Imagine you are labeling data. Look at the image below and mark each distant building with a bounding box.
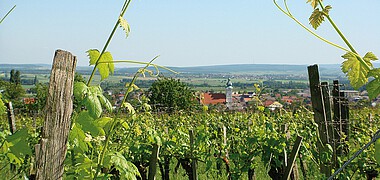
[226,78,233,109]
[23,97,36,104]
[200,93,226,105]
[268,101,283,111]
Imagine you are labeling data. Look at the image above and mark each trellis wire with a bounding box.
[328,129,380,180]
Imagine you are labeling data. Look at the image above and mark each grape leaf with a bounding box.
[367,68,380,99]
[103,152,140,179]
[86,49,114,80]
[76,111,105,136]
[95,117,113,133]
[98,51,114,80]
[5,128,32,164]
[363,52,378,62]
[368,68,380,77]
[122,102,135,115]
[119,16,131,38]
[74,82,88,101]
[341,52,373,89]
[367,78,380,100]
[84,92,102,119]
[69,123,89,152]
[306,0,322,9]
[309,6,331,30]
[98,93,113,113]
[87,49,100,65]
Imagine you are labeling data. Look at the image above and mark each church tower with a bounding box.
[226,78,233,109]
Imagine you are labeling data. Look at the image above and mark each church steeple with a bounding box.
[226,78,233,109]
[226,78,232,88]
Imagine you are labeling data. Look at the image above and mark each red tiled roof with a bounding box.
[264,100,275,107]
[23,97,36,104]
[201,93,226,105]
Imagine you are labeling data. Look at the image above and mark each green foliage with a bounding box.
[33,83,48,111]
[375,139,380,165]
[74,82,112,119]
[0,94,6,115]
[4,129,32,164]
[74,72,86,83]
[103,152,140,179]
[306,0,322,9]
[9,69,21,84]
[341,52,376,89]
[309,5,331,30]
[148,77,197,113]
[118,16,131,38]
[87,49,115,80]
[367,68,380,99]
[1,81,25,102]
[275,0,380,99]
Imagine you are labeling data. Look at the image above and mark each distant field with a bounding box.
[1,63,351,92]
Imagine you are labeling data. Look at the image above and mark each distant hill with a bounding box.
[0,63,378,76]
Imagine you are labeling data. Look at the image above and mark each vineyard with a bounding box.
[1,103,380,179]
[2,0,380,179]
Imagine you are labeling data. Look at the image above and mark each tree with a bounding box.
[9,69,15,83]
[148,77,197,113]
[34,75,38,85]
[74,72,86,83]
[9,69,21,84]
[2,82,25,102]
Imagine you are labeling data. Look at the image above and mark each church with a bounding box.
[200,78,249,110]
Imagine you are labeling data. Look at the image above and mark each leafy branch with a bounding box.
[86,0,132,86]
[274,0,380,99]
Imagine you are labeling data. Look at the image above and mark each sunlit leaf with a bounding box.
[98,51,114,80]
[87,49,100,66]
[84,92,102,119]
[341,52,372,89]
[367,78,380,100]
[5,128,32,164]
[96,117,113,133]
[103,152,140,179]
[119,16,131,38]
[74,82,88,101]
[309,6,331,30]
[363,52,378,62]
[306,0,322,9]
[69,123,89,152]
[76,111,105,136]
[86,49,114,80]
[98,93,113,113]
[122,102,135,115]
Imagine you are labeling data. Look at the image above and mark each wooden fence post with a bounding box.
[35,50,77,180]
[321,81,333,142]
[148,144,160,180]
[190,130,198,180]
[307,65,331,177]
[283,136,303,180]
[6,101,16,134]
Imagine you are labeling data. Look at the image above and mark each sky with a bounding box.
[0,0,379,67]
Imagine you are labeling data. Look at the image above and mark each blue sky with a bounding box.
[1,0,379,67]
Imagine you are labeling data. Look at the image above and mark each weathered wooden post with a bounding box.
[6,101,16,134]
[148,144,160,180]
[35,50,77,180]
[307,64,332,177]
[321,81,334,141]
[189,130,198,180]
[283,136,303,180]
